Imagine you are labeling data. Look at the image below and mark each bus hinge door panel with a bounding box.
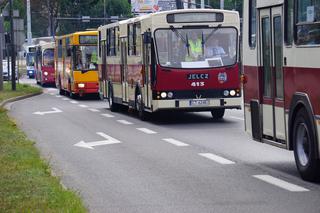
[250,100,262,142]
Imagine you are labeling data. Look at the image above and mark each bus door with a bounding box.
[120,38,128,102]
[142,34,151,108]
[259,6,286,143]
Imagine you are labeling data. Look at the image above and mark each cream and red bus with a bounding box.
[55,31,99,98]
[243,0,320,181]
[98,9,242,120]
[35,42,55,86]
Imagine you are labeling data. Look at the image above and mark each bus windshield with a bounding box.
[74,46,98,70]
[155,27,237,69]
[26,53,36,66]
[43,49,54,67]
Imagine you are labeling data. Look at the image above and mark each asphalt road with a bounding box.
[8,78,320,213]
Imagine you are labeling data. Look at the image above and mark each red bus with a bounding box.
[35,42,55,86]
[243,0,320,181]
[97,9,242,120]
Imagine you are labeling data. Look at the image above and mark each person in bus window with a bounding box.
[206,39,226,58]
[187,31,203,61]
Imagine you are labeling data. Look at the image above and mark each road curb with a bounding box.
[0,91,43,108]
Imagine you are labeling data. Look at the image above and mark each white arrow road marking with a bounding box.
[101,113,115,118]
[199,153,235,165]
[253,175,309,192]
[162,138,190,147]
[74,132,122,150]
[33,107,62,116]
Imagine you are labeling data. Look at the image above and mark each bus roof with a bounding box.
[55,30,98,40]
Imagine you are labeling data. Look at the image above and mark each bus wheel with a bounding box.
[135,92,147,121]
[293,108,320,182]
[211,108,225,119]
[108,88,118,112]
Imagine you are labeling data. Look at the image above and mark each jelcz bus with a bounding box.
[243,0,320,181]
[98,9,242,120]
[35,42,55,86]
[25,45,37,78]
[55,31,99,98]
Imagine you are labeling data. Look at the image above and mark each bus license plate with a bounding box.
[189,99,209,106]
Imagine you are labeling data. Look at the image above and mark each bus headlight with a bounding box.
[78,83,85,88]
[44,72,48,76]
[230,90,236,96]
[223,90,229,96]
[167,92,173,98]
[160,92,167,98]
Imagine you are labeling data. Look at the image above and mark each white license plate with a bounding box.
[189,99,209,106]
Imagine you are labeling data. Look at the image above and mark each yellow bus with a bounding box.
[55,31,99,98]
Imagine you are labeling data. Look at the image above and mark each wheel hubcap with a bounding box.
[296,123,310,166]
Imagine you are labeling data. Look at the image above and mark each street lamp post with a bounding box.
[104,0,106,24]
[9,0,16,91]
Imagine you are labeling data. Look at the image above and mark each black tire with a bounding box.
[211,108,225,119]
[293,108,320,182]
[108,87,119,112]
[135,91,148,121]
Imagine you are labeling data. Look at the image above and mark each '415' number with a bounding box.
[191,82,205,87]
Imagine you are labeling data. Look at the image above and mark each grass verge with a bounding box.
[0,83,87,212]
[0,83,41,103]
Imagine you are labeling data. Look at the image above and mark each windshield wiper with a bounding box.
[170,25,190,56]
[204,24,222,45]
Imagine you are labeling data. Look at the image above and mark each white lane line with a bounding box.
[253,175,309,192]
[101,113,115,118]
[117,120,133,125]
[79,104,88,108]
[199,153,235,165]
[55,95,62,98]
[62,98,69,101]
[229,116,244,121]
[88,108,100,112]
[162,138,189,147]
[137,128,157,134]
[70,101,79,104]
[49,93,55,96]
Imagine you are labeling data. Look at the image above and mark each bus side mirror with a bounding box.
[143,32,152,44]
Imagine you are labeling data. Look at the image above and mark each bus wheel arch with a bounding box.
[289,93,320,181]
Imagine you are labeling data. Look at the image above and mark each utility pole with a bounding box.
[27,0,32,45]
[220,0,224,9]
[201,0,205,8]
[9,0,16,90]
[104,0,106,24]
[0,17,3,91]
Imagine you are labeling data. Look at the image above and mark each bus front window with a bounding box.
[43,49,54,67]
[26,53,35,66]
[155,27,237,69]
[74,46,98,70]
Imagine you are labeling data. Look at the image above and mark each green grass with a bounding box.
[0,83,42,103]
[0,84,87,212]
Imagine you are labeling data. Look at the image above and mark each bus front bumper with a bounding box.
[152,97,242,112]
[74,82,99,95]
